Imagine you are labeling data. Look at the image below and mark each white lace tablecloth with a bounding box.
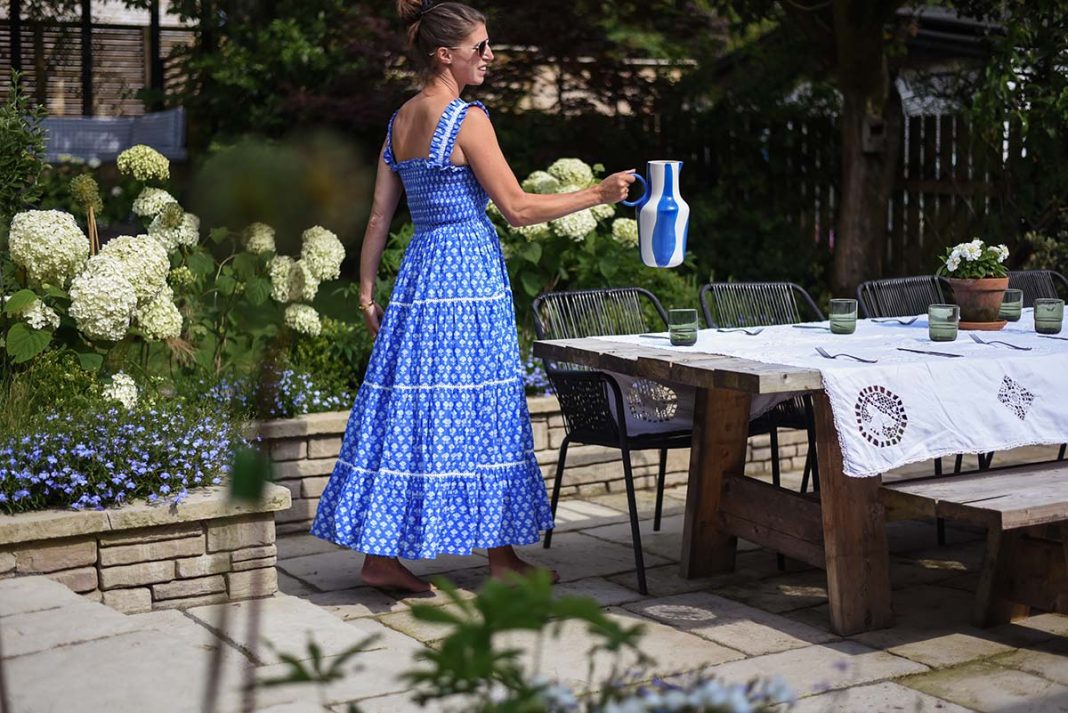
[596,309,1068,478]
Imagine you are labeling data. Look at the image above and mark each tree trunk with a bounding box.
[830,0,905,296]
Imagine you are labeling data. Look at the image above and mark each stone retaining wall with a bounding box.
[0,485,291,613]
[261,398,811,534]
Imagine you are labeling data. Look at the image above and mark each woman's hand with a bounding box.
[362,302,385,339]
[597,170,637,204]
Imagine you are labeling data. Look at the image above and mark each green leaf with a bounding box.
[5,322,51,363]
[520,272,542,298]
[522,242,543,264]
[209,227,230,244]
[217,274,238,296]
[3,289,38,314]
[232,252,259,279]
[42,285,69,300]
[244,276,271,305]
[75,351,104,372]
[229,445,274,503]
[187,251,215,277]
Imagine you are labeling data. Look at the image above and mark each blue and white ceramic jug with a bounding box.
[622,160,690,268]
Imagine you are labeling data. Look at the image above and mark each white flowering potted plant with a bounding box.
[937,238,1010,325]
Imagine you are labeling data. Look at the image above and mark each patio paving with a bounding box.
[4,445,1067,712]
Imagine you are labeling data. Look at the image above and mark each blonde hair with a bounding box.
[396,1,486,80]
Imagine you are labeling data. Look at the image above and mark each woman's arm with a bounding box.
[459,109,635,227]
[359,143,404,337]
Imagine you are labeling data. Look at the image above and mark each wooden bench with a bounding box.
[881,460,1068,626]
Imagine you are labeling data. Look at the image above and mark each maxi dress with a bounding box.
[310,98,555,559]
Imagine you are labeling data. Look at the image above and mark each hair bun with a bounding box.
[397,0,437,23]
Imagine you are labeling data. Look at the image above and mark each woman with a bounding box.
[310,0,636,593]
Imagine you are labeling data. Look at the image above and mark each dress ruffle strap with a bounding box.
[437,101,490,168]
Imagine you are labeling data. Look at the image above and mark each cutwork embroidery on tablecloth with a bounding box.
[997,375,1035,420]
[625,379,678,422]
[854,385,908,447]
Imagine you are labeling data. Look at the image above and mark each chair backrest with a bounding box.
[531,287,669,342]
[698,281,823,328]
[856,275,947,318]
[1008,270,1068,307]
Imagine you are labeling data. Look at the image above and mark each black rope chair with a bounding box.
[531,287,693,595]
[856,275,949,319]
[1008,269,1068,307]
[698,282,822,495]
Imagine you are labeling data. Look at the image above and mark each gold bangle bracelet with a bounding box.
[359,300,377,312]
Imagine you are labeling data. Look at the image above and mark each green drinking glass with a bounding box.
[999,288,1023,322]
[669,308,699,346]
[829,298,857,335]
[928,303,959,342]
[1034,298,1064,335]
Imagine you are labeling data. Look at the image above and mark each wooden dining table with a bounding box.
[533,335,895,636]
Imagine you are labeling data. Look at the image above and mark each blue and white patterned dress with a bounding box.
[310,98,554,559]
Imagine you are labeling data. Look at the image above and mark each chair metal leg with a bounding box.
[769,426,781,488]
[934,457,943,476]
[954,454,964,474]
[1060,444,1067,461]
[619,442,648,595]
[937,517,947,546]
[543,435,571,549]
[653,448,668,532]
[979,452,994,471]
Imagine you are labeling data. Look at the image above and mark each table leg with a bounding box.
[680,386,750,579]
[812,391,894,634]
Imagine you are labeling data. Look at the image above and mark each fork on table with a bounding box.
[871,316,919,325]
[969,333,1032,351]
[814,346,878,363]
[716,327,764,335]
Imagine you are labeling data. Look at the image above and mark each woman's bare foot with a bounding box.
[487,545,560,583]
[361,555,432,593]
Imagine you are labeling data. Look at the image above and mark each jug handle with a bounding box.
[620,173,648,208]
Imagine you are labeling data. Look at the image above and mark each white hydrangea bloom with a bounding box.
[994,244,1010,263]
[611,217,639,247]
[117,145,170,181]
[1,295,60,330]
[9,210,89,286]
[591,203,616,221]
[149,212,200,252]
[290,259,320,302]
[243,222,276,255]
[300,226,345,281]
[550,209,597,242]
[102,372,138,409]
[284,303,322,336]
[69,255,137,341]
[547,159,594,187]
[521,170,562,194]
[135,285,182,340]
[131,187,178,218]
[99,234,170,302]
[169,266,195,288]
[514,222,552,241]
[269,256,295,303]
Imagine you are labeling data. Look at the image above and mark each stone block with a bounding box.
[45,566,98,593]
[102,587,153,613]
[276,522,311,536]
[227,567,278,598]
[99,535,205,566]
[176,553,231,578]
[256,411,349,439]
[104,485,290,533]
[270,438,307,462]
[0,509,109,546]
[276,499,319,525]
[273,458,337,480]
[307,436,342,459]
[153,575,226,600]
[530,420,550,451]
[231,544,278,562]
[232,555,277,571]
[0,551,15,574]
[99,560,175,589]
[83,589,102,602]
[301,477,329,499]
[154,592,230,610]
[527,395,561,415]
[98,522,202,547]
[274,479,302,499]
[16,539,97,574]
[206,515,275,553]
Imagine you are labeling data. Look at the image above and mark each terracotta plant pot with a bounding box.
[945,276,1009,323]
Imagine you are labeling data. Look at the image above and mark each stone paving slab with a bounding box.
[277,548,486,592]
[513,531,670,583]
[551,499,629,532]
[777,681,976,712]
[187,594,425,665]
[2,596,142,657]
[252,646,418,709]
[0,574,86,617]
[905,660,1068,713]
[582,513,687,562]
[712,569,828,613]
[626,591,836,655]
[708,640,929,701]
[606,549,784,598]
[993,638,1068,686]
[887,632,1016,669]
[277,533,343,560]
[356,691,447,712]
